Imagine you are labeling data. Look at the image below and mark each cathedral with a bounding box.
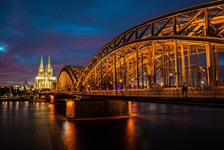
[34,56,57,91]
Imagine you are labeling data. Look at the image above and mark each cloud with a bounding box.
[0,0,215,86]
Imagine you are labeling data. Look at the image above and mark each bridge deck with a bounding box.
[81,94,224,108]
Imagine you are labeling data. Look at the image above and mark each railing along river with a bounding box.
[80,87,224,99]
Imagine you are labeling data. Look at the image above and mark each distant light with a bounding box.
[0,46,6,52]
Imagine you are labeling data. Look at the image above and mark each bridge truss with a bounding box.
[57,1,224,92]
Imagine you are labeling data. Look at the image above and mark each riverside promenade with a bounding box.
[0,96,32,101]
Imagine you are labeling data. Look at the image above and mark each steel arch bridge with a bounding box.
[57,66,86,91]
[57,1,224,92]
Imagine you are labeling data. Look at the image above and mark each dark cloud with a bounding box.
[0,0,214,85]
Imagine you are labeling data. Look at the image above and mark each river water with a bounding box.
[0,100,224,150]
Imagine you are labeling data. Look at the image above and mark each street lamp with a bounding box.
[201,80,204,87]
[87,84,90,92]
[119,79,123,89]
[169,73,173,87]
[110,81,113,90]
[160,82,164,87]
[131,78,134,89]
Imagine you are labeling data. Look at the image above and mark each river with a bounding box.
[0,100,224,150]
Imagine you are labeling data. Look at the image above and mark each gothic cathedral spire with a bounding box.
[48,56,51,68]
[38,56,44,76]
[45,56,53,77]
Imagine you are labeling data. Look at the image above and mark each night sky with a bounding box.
[0,0,214,86]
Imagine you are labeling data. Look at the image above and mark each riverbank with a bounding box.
[0,97,31,101]
[1,94,224,108]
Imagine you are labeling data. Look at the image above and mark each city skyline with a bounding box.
[0,0,214,86]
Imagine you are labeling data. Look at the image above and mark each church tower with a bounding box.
[38,56,44,77]
[45,56,53,77]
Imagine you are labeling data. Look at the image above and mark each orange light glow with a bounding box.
[66,99,75,118]
[50,95,54,103]
[66,100,74,107]
[128,101,132,115]
[125,118,136,149]
[62,122,77,149]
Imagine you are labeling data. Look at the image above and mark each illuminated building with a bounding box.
[34,56,57,91]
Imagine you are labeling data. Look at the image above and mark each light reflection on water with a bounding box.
[1,101,224,150]
[61,121,77,150]
[125,117,136,149]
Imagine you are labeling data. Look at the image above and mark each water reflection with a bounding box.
[125,117,136,149]
[48,103,55,121]
[1,101,224,150]
[62,121,77,150]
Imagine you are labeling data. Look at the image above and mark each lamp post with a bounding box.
[119,79,123,89]
[169,73,173,87]
[160,82,164,88]
[87,84,90,92]
[110,81,113,90]
[131,78,134,89]
[201,80,204,86]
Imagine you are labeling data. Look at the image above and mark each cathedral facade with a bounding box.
[34,56,57,91]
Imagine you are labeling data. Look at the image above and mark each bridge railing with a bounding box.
[82,88,224,99]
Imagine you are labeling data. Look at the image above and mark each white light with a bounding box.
[0,47,4,51]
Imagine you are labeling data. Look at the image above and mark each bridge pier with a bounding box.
[65,99,131,119]
[49,94,55,104]
[66,99,75,118]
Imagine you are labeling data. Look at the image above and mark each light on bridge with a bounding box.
[160,82,164,87]
[50,95,54,104]
[66,99,75,119]
[201,80,204,85]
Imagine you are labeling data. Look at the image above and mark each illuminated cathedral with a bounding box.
[34,56,57,91]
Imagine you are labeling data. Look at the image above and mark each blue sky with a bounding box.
[0,0,214,86]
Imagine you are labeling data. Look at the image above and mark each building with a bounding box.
[34,56,57,91]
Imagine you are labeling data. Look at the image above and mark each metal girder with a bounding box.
[85,1,224,75]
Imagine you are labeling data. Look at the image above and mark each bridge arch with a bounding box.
[57,1,224,91]
[57,66,86,92]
